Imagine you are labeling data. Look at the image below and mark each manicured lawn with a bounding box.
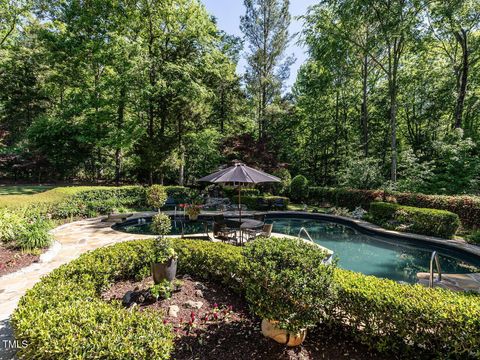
[0,185,54,196]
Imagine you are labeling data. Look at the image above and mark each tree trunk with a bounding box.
[454,29,468,129]
[361,53,369,157]
[115,86,126,186]
[389,75,398,183]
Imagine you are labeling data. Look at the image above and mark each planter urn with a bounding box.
[152,257,177,284]
[261,319,306,347]
[188,214,198,221]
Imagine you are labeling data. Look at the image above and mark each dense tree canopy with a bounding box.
[0,0,479,195]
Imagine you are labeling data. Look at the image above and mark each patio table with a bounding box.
[225,217,264,245]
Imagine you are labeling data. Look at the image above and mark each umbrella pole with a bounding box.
[238,185,242,243]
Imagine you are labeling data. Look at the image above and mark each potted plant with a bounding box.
[151,213,176,284]
[184,203,202,220]
[242,237,336,346]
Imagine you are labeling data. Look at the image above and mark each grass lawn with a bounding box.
[288,202,329,213]
[0,185,54,196]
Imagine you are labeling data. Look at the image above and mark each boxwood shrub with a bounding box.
[12,238,480,359]
[368,202,460,239]
[242,237,335,332]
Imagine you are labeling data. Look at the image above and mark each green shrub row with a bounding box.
[13,239,480,359]
[232,195,289,210]
[368,202,460,239]
[0,185,195,250]
[308,186,480,229]
[12,239,172,359]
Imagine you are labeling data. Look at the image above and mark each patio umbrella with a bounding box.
[198,162,281,225]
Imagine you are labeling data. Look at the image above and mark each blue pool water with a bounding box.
[115,215,480,284]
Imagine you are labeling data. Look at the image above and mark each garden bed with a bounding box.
[0,244,41,276]
[102,275,386,360]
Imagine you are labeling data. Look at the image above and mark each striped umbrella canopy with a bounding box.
[198,162,281,224]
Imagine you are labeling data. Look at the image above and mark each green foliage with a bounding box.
[184,129,224,182]
[368,202,460,239]
[332,268,480,357]
[242,237,336,333]
[147,185,168,210]
[150,280,173,300]
[12,238,480,358]
[338,156,384,190]
[151,213,172,237]
[11,240,173,359]
[272,168,292,196]
[0,207,53,250]
[165,186,198,205]
[153,237,176,264]
[396,149,434,193]
[466,230,480,244]
[309,187,480,229]
[232,195,289,210]
[290,175,309,202]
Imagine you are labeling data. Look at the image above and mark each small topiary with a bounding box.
[290,175,309,202]
[242,237,336,333]
[151,213,172,237]
[153,237,177,264]
[147,185,168,211]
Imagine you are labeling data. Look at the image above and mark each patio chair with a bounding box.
[256,197,270,211]
[212,216,236,242]
[272,198,286,210]
[245,223,273,242]
[163,196,176,209]
[253,214,266,222]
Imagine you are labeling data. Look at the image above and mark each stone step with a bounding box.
[417,272,480,293]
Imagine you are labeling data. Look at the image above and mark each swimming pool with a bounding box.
[114,214,480,284]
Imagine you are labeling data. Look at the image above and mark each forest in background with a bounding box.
[0,0,479,196]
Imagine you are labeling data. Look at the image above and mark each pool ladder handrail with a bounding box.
[429,251,442,288]
[297,227,314,242]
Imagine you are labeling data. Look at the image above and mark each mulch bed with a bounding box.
[0,244,40,276]
[103,275,392,360]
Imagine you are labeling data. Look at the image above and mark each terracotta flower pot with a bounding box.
[151,258,177,284]
[261,319,306,347]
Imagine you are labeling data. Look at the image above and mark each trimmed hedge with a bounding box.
[232,195,289,210]
[308,187,480,229]
[0,185,195,249]
[13,239,480,359]
[368,202,460,239]
[11,239,173,359]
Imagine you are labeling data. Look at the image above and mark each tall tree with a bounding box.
[240,0,293,139]
[428,0,480,129]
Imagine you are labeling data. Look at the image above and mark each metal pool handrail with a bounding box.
[429,251,442,288]
[298,227,314,242]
